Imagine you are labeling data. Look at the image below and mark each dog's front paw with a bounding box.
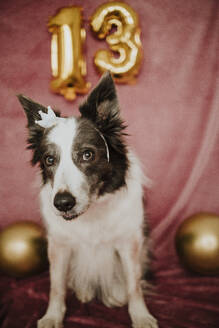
[37,316,63,328]
[132,313,158,328]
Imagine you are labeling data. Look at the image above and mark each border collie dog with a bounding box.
[18,72,158,328]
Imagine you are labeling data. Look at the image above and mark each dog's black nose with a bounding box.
[54,192,76,212]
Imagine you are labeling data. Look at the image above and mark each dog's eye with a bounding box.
[44,155,55,166]
[82,150,94,162]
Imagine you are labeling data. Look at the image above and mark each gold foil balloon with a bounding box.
[0,221,48,278]
[48,7,90,101]
[175,213,219,275]
[90,2,143,83]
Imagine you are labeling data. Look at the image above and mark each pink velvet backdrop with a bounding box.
[0,0,219,327]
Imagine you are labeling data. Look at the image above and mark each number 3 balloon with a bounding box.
[90,2,143,83]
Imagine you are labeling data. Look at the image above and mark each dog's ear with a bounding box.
[17,94,50,166]
[79,72,127,157]
[17,94,49,128]
[79,72,121,131]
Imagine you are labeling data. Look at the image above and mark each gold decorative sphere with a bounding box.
[175,213,219,275]
[0,221,48,278]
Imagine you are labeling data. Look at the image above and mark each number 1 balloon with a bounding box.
[48,7,90,101]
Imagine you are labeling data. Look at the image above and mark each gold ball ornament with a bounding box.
[0,221,48,278]
[175,213,219,275]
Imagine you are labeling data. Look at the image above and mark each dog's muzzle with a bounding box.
[53,191,88,221]
[54,191,76,213]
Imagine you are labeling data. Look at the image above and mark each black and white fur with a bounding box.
[17,72,158,328]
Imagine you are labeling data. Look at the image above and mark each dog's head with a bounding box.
[18,72,129,220]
